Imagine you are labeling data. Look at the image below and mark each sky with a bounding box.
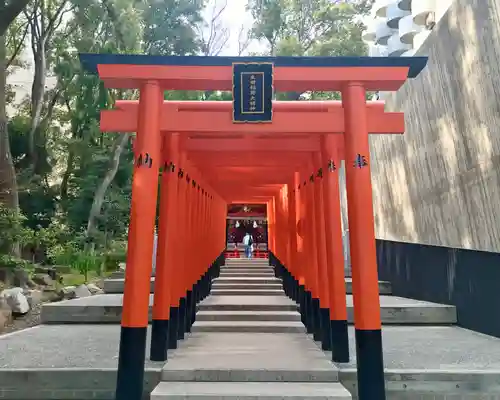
[205,0,264,56]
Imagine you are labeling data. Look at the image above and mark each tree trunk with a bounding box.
[28,39,47,171]
[85,133,130,240]
[0,31,21,257]
[60,149,74,200]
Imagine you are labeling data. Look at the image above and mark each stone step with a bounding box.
[196,310,302,322]
[104,278,154,294]
[198,296,298,313]
[104,278,283,294]
[210,289,285,296]
[212,283,284,290]
[151,382,352,400]
[221,265,273,270]
[213,277,282,285]
[5,325,500,398]
[223,263,271,267]
[191,320,306,333]
[161,332,339,382]
[103,277,391,296]
[345,278,392,295]
[219,268,275,273]
[218,273,277,279]
[40,294,457,324]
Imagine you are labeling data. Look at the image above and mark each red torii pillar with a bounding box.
[342,83,386,400]
[116,82,162,400]
[322,135,350,363]
[151,142,225,361]
[117,97,228,400]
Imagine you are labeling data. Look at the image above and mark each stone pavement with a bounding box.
[1,258,500,399]
[151,258,351,399]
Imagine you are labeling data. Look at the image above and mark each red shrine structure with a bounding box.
[79,53,427,400]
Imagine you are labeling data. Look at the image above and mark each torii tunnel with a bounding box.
[79,53,427,400]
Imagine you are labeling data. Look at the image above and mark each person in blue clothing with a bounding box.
[242,232,254,259]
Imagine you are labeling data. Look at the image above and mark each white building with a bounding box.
[362,0,454,58]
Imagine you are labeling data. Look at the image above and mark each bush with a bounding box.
[103,252,126,271]
[0,254,34,270]
[48,242,103,283]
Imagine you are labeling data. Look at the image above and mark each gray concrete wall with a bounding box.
[370,0,500,252]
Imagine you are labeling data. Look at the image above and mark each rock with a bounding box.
[86,283,103,295]
[0,268,32,288]
[32,273,54,286]
[73,284,92,298]
[12,268,32,288]
[0,287,30,315]
[0,297,12,331]
[34,266,58,281]
[23,289,43,308]
[43,287,64,302]
[58,286,76,300]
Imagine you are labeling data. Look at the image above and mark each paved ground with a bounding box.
[339,326,500,371]
[41,293,454,310]
[162,332,338,382]
[0,325,162,369]
[3,324,500,373]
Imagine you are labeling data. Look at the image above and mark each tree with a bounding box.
[197,0,230,56]
[143,0,204,55]
[0,0,30,257]
[247,0,371,99]
[23,0,75,173]
[0,0,31,36]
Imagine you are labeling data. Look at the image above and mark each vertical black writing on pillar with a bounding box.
[232,62,274,123]
[136,153,153,168]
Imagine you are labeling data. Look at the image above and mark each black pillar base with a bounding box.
[115,326,147,400]
[311,298,322,342]
[150,319,169,361]
[177,297,186,340]
[305,291,314,334]
[291,278,299,302]
[331,319,350,363]
[191,286,197,325]
[298,285,307,325]
[355,328,386,400]
[185,290,193,333]
[319,308,332,351]
[168,307,179,349]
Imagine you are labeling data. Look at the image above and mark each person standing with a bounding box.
[242,232,254,259]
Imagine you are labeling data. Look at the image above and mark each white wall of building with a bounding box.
[363,0,454,59]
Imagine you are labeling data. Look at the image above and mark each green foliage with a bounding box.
[247,0,370,100]
[0,204,32,252]
[0,254,33,270]
[1,0,371,278]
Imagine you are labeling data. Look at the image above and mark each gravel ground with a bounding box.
[1,302,42,335]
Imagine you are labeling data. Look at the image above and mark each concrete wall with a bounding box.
[371,0,500,252]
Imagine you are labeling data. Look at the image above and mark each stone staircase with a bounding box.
[150,258,352,399]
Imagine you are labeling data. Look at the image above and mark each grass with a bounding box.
[59,270,114,287]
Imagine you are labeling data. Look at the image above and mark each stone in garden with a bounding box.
[32,273,54,286]
[23,289,43,308]
[86,283,103,295]
[0,297,12,330]
[73,284,92,298]
[1,287,30,314]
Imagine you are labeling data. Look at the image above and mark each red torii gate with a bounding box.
[80,53,427,400]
